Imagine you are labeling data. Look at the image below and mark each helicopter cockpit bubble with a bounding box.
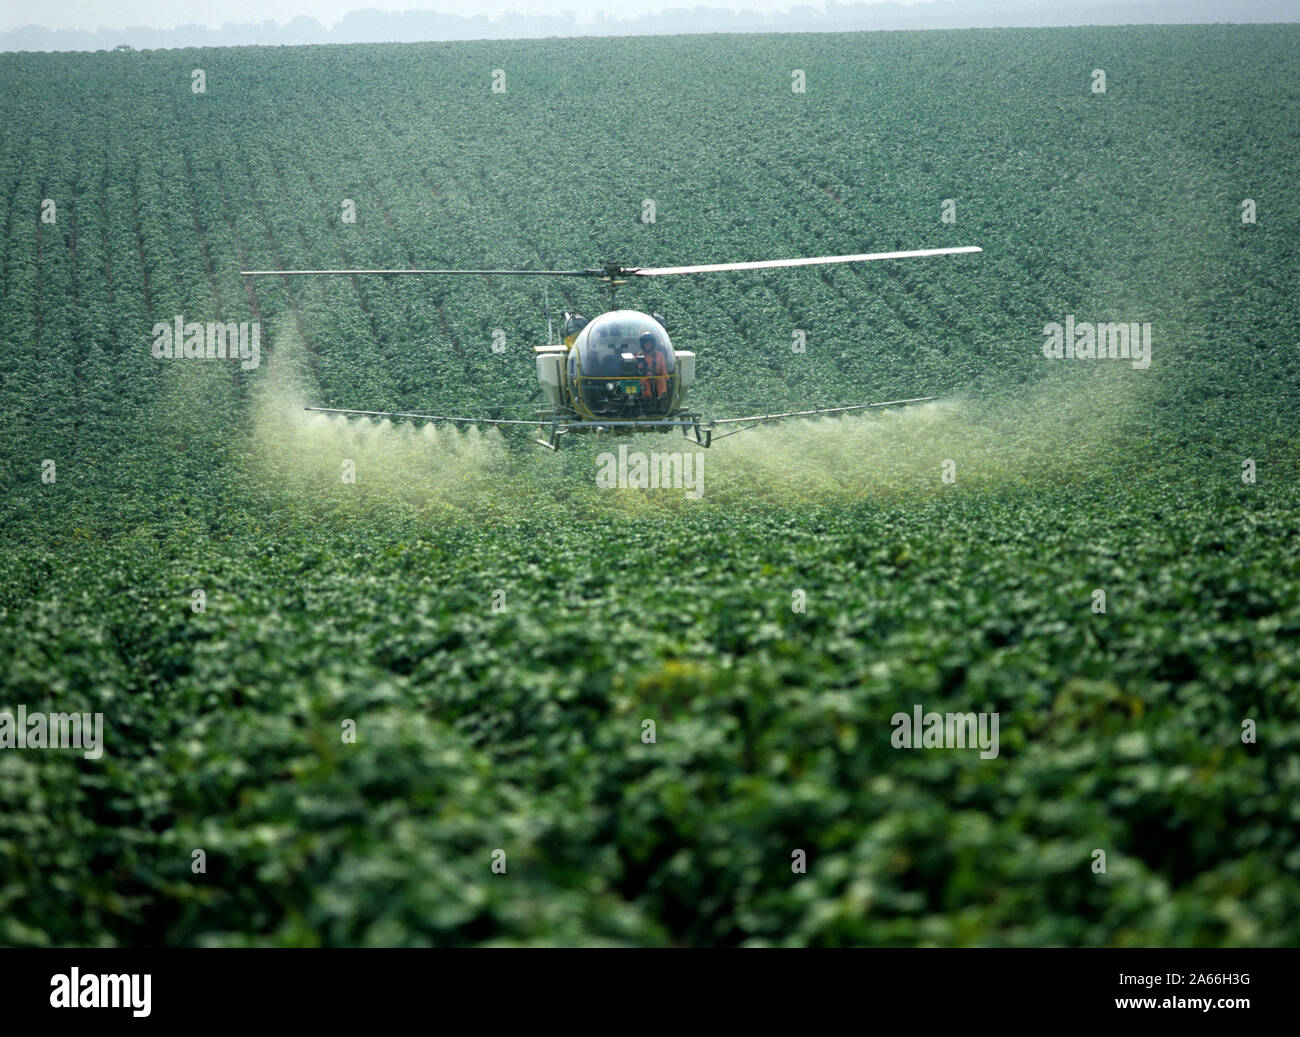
[573,310,675,379]
[570,310,677,417]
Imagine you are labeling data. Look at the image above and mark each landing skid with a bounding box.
[535,425,566,450]
[683,417,712,448]
[532,411,713,450]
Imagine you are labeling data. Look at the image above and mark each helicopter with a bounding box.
[241,245,981,449]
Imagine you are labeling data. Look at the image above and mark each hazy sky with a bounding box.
[0,0,886,31]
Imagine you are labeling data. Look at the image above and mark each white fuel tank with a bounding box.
[675,351,696,399]
[535,349,566,408]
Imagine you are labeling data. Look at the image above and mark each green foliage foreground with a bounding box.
[1,25,1298,945]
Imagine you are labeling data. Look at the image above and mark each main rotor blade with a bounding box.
[241,268,592,277]
[632,246,982,277]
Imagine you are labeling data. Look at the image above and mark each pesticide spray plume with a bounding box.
[246,323,525,521]
[247,325,1147,520]
[697,364,1146,507]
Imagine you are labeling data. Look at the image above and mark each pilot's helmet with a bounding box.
[639,331,659,351]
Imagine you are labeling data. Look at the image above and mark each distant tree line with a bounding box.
[3,0,1297,53]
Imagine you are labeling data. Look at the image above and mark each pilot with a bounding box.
[639,331,669,402]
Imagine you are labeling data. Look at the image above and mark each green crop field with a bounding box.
[1,24,1298,947]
